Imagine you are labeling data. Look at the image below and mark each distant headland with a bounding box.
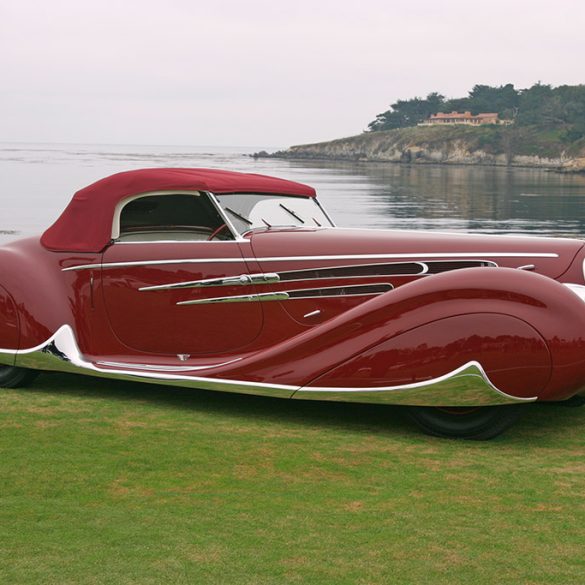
[257,83,585,173]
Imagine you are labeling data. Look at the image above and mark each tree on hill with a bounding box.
[444,84,519,118]
[367,83,585,142]
[367,92,445,131]
[517,83,585,140]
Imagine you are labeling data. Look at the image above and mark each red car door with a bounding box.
[100,240,263,356]
[99,192,263,356]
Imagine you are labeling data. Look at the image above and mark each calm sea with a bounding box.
[2,142,585,245]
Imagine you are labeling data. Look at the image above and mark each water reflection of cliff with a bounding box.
[286,160,585,236]
[2,143,585,246]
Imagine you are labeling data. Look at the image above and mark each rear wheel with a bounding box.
[0,365,39,389]
[406,405,522,440]
[557,395,585,407]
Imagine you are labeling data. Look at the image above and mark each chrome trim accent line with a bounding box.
[136,259,495,293]
[0,326,535,406]
[517,264,536,271]
[304,310,321,319]
[140,272,281,292]
[178,291,290,306]
[177,283,393,306]
[95,357,242,372]
[116,240,252,245]
[294,361,537,406]
[138,262,427,292]
[62,252,559,272]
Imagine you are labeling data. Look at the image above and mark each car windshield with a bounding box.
[215,194,334,234]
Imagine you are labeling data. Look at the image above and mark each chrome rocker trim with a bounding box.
[296,362,537,406]
[0,326,536,406]
[1,326,297,398]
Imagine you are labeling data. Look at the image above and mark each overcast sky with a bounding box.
[1,0,584,147]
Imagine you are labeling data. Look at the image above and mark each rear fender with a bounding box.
[0,244,75,350]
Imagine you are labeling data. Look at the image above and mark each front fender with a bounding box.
[303,312,551,403]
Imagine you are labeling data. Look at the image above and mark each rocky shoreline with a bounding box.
[255,126,585,173]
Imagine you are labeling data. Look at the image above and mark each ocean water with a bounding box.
[2,142,585,246]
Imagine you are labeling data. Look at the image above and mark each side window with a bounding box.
[117,193,234,242]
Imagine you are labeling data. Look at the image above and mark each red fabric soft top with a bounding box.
[41,168,317,253]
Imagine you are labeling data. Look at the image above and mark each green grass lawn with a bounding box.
[2,374,585,584]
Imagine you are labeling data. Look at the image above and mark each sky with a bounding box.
[1,0,584,147]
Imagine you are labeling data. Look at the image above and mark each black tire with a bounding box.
[406,405,522,440]
[556,395,585,407]
[0,365,39,389]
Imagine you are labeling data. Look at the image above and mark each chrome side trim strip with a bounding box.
[1,326,536,406]
[178,291,290,306]
[62,252,559,272]
[140,272,280,292]
[139,262,424,292]
[176,283,393,306]
[116,240,252,245]
[136,260,497,293]
[295,361,537,406]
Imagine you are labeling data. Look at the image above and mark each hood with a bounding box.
[248,227,584,279]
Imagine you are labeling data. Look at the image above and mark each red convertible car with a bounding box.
[2,167,585,439]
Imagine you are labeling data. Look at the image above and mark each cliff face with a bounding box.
[269,126,585,172]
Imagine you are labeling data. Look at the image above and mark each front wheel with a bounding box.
[0,366,39,389]
[406,405,522,440]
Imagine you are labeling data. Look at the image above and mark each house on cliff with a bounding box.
[419,111,512,126]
